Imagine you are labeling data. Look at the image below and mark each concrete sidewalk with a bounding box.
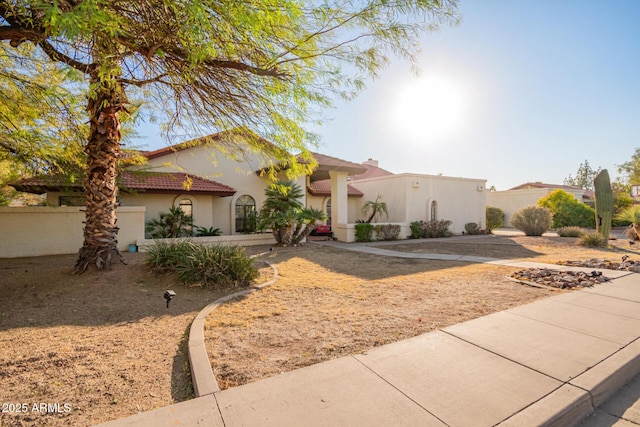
[98,269,640,427]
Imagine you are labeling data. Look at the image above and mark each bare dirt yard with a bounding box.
[205,234,640,390]
[2,234,639,426]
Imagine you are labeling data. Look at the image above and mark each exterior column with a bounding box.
[329,170,350,241]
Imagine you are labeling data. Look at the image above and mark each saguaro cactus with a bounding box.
[593,169,613,239]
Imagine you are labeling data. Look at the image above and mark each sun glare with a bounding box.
[391,75,467,141]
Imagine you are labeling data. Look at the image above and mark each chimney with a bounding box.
[363,158,378,167]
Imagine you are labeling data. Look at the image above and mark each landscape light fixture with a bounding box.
[164,290,176,308]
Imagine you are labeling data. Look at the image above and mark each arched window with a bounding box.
[430,200,438,221]
[325,198,332,226]
[235,195,256,232]
[179,198,193,218]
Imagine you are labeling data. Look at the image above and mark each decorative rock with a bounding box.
[510,268,611,289]
[558,257,640,271]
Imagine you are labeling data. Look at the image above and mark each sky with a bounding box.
[131,0,640,191]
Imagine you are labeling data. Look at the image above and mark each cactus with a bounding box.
[593,169,613,239]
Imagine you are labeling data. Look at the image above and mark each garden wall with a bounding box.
[0,206,146,258]
[486,188,584,227]
[136,233,277,252]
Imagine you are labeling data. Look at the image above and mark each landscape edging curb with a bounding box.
[188,260,279,397]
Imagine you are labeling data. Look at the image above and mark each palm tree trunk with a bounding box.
[73,75,126,273]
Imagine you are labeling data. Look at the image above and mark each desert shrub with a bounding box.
[407,220,452,238]
[409,221,422,239]
[464,222,481,235]
[354,223,374,242]
[510,206,552,236]
[617,205,640,241]
[537,189,595,228]
[556,226,585,238]
[146,241,257,287]
[486,206,504,231]
[421,219,452,238]
[578,232,608,247]
[375,224,401,241]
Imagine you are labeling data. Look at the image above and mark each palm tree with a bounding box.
[145,206,193,238]
[362,194,388,223]
[292,207,327,245]
[259,180,304,245]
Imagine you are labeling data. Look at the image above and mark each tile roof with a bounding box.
[307,180,363,197]
[350,164,394,181]
[308,152,368,181]
[144,129,284,160]
[509,182,579,191]
[508,182,593,199]
[12,172,236,196]
[120,172,236,196]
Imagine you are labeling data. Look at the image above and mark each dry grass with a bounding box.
[3,234,640,425]
[0,253,234,427]
[205,234,640,390]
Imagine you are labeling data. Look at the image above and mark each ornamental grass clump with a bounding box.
[146,241,257,288]
[510,206,552,236]
[578,231,608,247]
[556,226,585,238]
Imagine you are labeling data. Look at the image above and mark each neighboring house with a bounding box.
[7,131,487,256]
[487,182,594,227]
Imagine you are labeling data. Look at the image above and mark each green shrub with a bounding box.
[409,221,422,239]
[194,226,222,237]
[486,206,504,231]
[146,241,258,287]
[408,220,452,238]
[375,224,401,241]
[537,189,595,228]
[355,223,374,242]
[145,206,193,238]
[146,240,193,272]
[464,222,481,235]
[422,220,452,238]
[556,226,585,238]
[578,232,608,247]
[510,206,552,236]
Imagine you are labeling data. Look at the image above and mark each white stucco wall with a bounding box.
[486,188,584,226]
[306,194,359,224]
[134,145,306,234]
[0,206,146,258]
[351,174,487,234]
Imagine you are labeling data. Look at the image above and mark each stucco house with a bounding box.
[4,131,487,256]
[486,182,594,227]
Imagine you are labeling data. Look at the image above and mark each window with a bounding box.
[235,195,256,232]
[430,200,438,221]
[325,198,332,226]
[178,198,193,234]
[178,198,193,218]
[58,196,84,207]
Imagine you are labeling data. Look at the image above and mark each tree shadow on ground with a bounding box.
[0,252,245,329]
